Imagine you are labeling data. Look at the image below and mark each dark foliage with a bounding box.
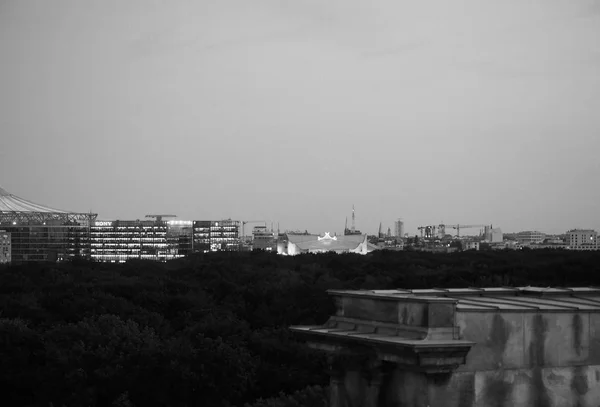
[1,249,600,406]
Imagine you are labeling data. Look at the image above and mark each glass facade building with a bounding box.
[1,186,240,263]
[193,219,240,252]
[90,219,196,262]
[0,187,96,263]
[90,219,239,262]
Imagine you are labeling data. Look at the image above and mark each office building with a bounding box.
[0,186,96,263]
[90,218,240,262]
[515,230,546,244]
[193,219,240,252]
[0,230,10,263]
[252,225,276,251]
[90,219,193,262]
[567,229,598,251]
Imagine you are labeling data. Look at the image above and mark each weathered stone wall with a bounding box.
[456,311,591,371]
[330,310,600,407]
[374,365,600,407]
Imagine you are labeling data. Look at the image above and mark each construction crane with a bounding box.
[146,214,176,222]
[438,224,490,237]
[242,220,267,237]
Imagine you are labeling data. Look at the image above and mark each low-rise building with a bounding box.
[516,230,546,244]
[463,241,480,251]
[567,229,598,251]
[252,225,276,251]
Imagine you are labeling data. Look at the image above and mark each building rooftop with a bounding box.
[0,186,96,224]
[0,186,68,213]
[326,287,600,312]
[291,286,600,373]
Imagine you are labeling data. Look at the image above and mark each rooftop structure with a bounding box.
[0,186,95,224]
[291,287,600,407]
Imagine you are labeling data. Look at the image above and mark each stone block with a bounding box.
[342,297,398,324]
[398,302,427,327]
[428,302,455,328]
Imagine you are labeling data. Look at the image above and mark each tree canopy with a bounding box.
[1,249,599,406]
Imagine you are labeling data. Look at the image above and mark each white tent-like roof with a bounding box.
[0,186,96,224]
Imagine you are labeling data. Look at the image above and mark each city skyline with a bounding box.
[1,0,599,236]
[0,184,592,237]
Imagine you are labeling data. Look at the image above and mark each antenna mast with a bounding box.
[351,205,356,233]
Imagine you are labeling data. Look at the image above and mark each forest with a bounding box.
[2,249,600,407]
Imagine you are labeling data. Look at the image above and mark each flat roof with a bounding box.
[328,287,600,312]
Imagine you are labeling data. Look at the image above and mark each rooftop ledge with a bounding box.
[290,325,475,374]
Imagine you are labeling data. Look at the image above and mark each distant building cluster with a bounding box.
[0,187,244,263]
[1,186,598,263]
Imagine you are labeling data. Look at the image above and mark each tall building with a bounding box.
[483,226,503,243]
[344,205,362,235]
[567,229,598,251]
[395,219,404,239]
[0,186,96,263]
[0,230,11,264]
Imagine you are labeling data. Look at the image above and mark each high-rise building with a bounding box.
[567,229,598,251]
[395,219,404,239]
[0,230,11,264]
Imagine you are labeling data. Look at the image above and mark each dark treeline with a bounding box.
[2,249,600,407]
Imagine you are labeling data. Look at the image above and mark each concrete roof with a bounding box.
[0,186,69,213]
[327,287,600,312]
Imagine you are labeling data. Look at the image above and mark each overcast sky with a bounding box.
[1,0,599,235]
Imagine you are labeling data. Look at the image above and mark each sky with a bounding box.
[1,0,599,235]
